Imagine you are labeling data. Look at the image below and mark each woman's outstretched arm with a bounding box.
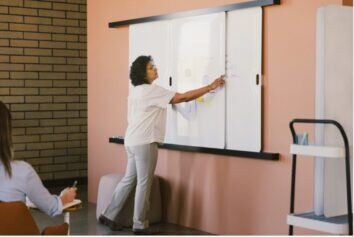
[170,75,225,104]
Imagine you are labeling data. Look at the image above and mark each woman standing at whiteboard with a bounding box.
[99,55,225,234]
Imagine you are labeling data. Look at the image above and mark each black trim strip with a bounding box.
[109,137,279,161]
[109,0,280,28]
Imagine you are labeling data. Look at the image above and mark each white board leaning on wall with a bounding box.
[129,7,263,152]
[315,5,353,218]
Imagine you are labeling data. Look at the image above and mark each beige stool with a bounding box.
[96,173,162,227]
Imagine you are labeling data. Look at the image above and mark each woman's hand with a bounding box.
[208,75,225,91]
[60,187,77,206]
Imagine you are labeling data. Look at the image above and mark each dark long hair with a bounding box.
[129,55,152,86]
[0,101,13,177]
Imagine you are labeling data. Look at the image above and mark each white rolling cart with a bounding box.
[287,119,352,235]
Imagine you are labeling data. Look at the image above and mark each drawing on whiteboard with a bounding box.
[173,84,219,138]
[172,101,197,120]
[172,62,223,139]
[172,73,218,122]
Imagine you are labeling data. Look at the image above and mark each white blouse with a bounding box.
[124,83,176,146]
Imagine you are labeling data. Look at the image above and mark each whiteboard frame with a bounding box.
[113,0,280,160]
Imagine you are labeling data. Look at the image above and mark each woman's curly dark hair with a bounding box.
[129,55,152,86]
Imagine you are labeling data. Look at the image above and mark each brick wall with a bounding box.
[0,0,87,180]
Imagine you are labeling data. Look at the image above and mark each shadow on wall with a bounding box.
[159,152,199,225]
[159,152,268,233]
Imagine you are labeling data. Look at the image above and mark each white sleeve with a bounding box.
[24,164,63,217]
[150,84,176,108]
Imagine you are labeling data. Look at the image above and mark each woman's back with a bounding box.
[124,83,175,147]
[0,160,63,216]
[0,160,32,202]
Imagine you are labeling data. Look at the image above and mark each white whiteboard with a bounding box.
[315,5,353,217]
[165,13,226,148]
[226,7,263,152]
[128,8,263,151]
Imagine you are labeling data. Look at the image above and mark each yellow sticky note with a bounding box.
[196,97,204,102]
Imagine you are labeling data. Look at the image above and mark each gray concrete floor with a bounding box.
[30,185,211,235]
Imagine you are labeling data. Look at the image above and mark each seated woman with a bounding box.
[0,101,76,217]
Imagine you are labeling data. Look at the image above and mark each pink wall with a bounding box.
[87,0,342,234]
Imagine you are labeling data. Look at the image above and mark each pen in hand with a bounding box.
[72,180,78,188]
[60,181,77,205]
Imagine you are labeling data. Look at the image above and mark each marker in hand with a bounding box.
[209,75,226,92]
[72,180,78,189]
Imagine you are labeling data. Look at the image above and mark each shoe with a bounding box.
[133,227,160,235]
[98,215,123,231]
